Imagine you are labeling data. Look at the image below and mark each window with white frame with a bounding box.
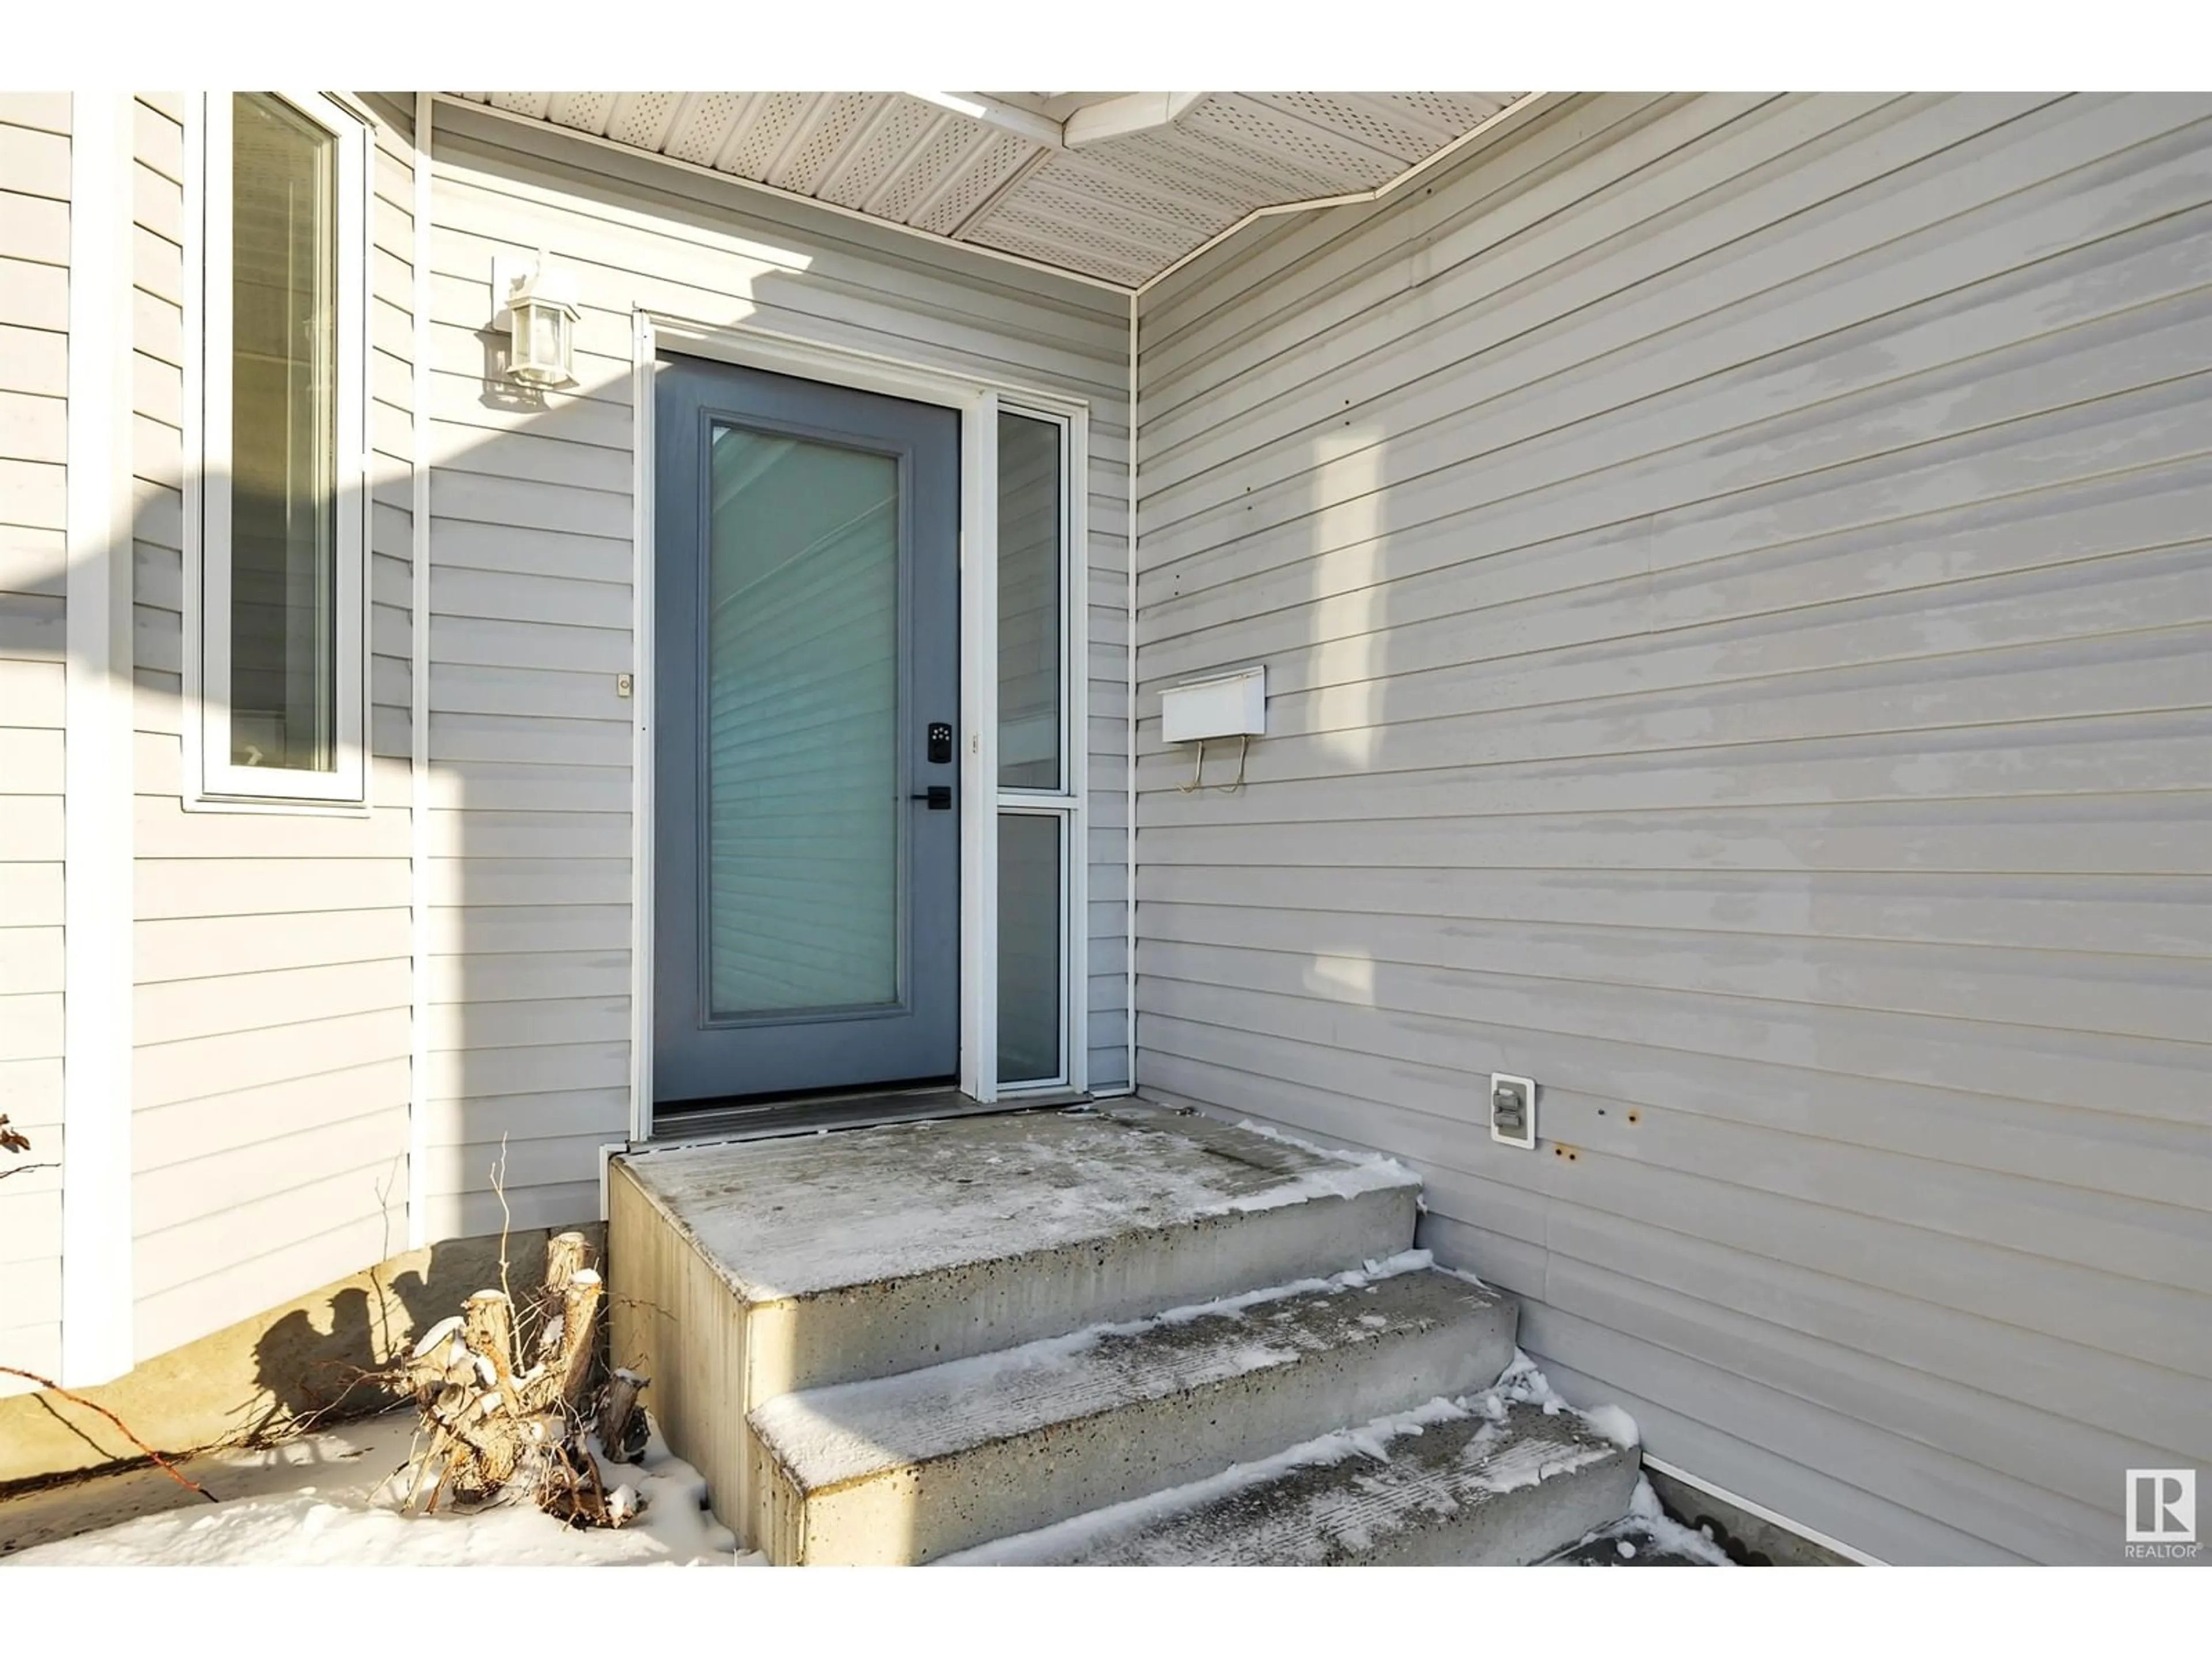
[995,407,1077,1088]
[192,91,369,805]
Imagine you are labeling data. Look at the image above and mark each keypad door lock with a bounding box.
[1490,1072,1537,1150]
[927,722,954,765]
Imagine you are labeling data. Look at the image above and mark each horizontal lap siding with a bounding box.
[1132,91,2212,1565]
[423,108,1129,1239]
[127,95,414,1362]
[0,92,69,1396]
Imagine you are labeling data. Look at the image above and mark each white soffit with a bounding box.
[449,91,1526,289]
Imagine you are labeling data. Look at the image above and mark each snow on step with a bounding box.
[942,1380,1641,1567]
[749,1255,1517,1566]
[612,1106,1419,1397]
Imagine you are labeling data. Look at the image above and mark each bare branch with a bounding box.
[0,1366,218,1503]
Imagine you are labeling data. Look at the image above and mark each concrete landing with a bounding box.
[622,1106,1415,1306]
[944,1395,1639,1567]
[751,1258,1516,1565]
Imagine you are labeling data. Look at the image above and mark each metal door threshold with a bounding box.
[647,1085,1092,1150]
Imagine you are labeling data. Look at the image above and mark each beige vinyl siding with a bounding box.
[419,105,1132,1239]
[1132,92,2212,1565]
[128,94,415,1361]
[0,92,71,1397]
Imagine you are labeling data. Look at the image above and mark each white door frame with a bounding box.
[628,309,1092,1142]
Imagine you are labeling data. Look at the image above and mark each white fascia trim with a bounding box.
[60,90,139,1387]
[407,92,435,1249]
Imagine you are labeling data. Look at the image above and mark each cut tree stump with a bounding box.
[394,1230,642,1528]
[556,1269,603,1410]
[463,1291,517,1391]
[597,1369,649,1464]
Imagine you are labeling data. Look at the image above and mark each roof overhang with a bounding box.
[445,90,1537,291]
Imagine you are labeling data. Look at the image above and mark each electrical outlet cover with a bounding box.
[1490,1071,1537,1150]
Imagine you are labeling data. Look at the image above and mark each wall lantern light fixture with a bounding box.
[497,250,578,389]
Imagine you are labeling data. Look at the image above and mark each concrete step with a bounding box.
[749,1256,1517,1565]
[608,1105,1421,1551]
[612,1107,1419,1400]
[942,1387,1641,1566]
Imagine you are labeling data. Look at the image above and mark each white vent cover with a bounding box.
[1161,666,1266,743]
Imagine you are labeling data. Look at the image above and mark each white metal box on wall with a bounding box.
[1160,666,1266,743]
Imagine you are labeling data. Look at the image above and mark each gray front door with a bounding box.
[653,355,960,1108]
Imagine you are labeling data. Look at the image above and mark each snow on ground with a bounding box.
[1549,1477,1737,1567]
[2,1408,760,1567]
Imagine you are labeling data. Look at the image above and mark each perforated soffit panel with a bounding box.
[452,91,1524,288]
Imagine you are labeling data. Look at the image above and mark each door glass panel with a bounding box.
[229,92,339,772]
[997,412,1062,790]
[705,423,900,1017]
[997,812,1063,1084]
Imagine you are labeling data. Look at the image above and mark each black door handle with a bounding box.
[909,786,953,810]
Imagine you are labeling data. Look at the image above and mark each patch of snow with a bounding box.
[1487,1350,1641,1450]
[5,1410,760,1567]
[1229,1118,1420,1195]
[1580,1404,1641,1450]
[1577,1476,1736,1567]
[1452,1419,1616,1499]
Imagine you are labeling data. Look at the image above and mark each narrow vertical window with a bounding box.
[196,92,366,804]
[993,407,1076,1089]
[996,411,1063,791]
[997,811,1064,1085]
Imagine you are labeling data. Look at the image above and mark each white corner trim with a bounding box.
[597,1140,631,1223]
[60,90,139,1387]
[1123,290,1139,1096]
[627,307,657,1146]
[406,92,435,1251]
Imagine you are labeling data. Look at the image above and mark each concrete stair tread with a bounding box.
[621,1107,1418,1304]
[752,1256,1508,1493]
[942,1392,1641,1566]
[748,1256,1521,1562]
